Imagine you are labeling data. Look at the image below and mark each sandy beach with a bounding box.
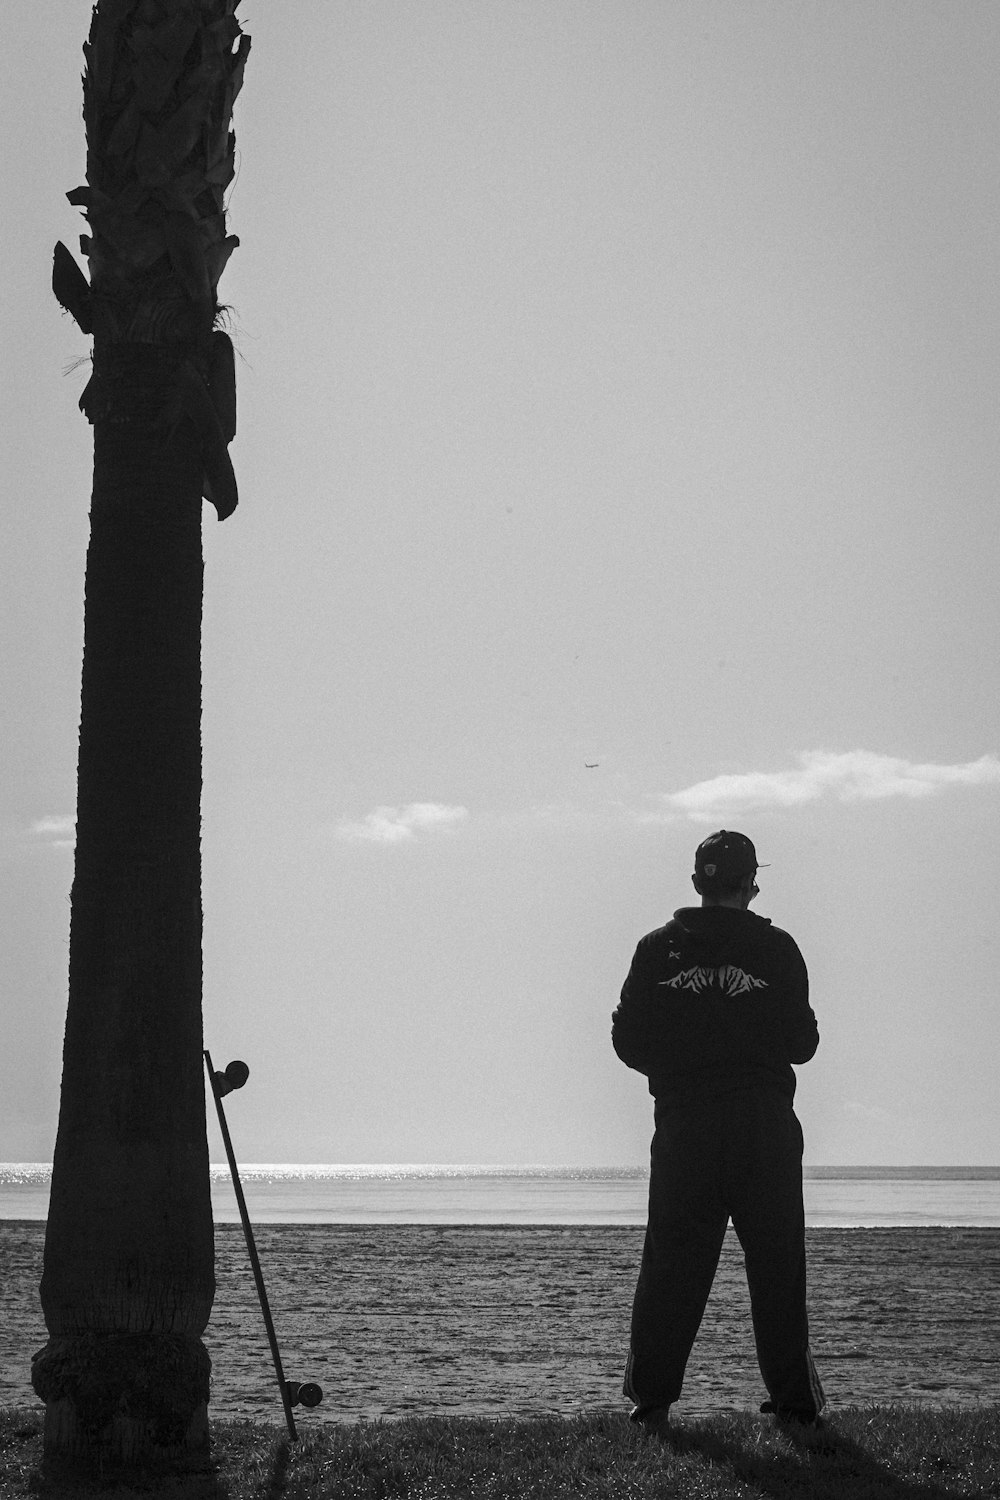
[3,1223,997,1423]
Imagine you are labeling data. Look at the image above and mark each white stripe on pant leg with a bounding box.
[806,1345,826,1413]
[623,1347,639,1403]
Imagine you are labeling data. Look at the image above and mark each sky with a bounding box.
[2,1,999,1168]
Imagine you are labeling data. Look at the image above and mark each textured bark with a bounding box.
[35,346,215,1463]
[36,1,249,1468]
[33,1334,210,1467]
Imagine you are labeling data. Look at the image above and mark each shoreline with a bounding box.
[5,1163,1000,1229]
[1,1212,1000,1224]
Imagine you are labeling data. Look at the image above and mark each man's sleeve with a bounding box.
[782,937,819,1063]
[611,937,659,1076]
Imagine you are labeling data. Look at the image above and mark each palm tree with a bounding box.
[32,0,250,1468]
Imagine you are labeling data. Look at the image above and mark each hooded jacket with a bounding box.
[612,906,818,1105]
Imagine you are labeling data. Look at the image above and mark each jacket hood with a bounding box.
[671,905,772,969]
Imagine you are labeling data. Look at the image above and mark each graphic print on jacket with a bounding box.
[661,965,768,996]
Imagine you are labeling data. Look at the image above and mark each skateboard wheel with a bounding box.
[224,1060,250,1091]
[287,1381,323,1408]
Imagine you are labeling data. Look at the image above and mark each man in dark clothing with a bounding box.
[612,830,824,1434]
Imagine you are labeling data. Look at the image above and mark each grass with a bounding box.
[1,1405,998,1499]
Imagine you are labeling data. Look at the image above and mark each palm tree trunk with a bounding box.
[33,1,250,1468]
[34,345,214,1464]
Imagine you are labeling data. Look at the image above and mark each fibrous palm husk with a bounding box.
[54,0,250,519]
[69,0,249,340]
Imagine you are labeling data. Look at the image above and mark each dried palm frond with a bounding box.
[53,0,250,519]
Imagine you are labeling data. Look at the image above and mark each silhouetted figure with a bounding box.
[612,830,824,1434]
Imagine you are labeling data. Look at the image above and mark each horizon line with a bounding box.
[2,1161,999,1177]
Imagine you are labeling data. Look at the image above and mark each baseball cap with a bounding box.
[694,830,766,885]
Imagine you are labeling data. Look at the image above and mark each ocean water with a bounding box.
[1,1163,999,1226]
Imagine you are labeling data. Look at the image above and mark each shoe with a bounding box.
[629,1404,671,1437]
[760,1400,823,1430]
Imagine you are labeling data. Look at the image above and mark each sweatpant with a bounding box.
[624,1090,825,1417]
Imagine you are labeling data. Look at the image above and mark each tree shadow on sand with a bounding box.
[668,1420,973,1500]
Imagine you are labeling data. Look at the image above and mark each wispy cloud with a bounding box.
[31,814,76,849]
[658,751,1000,821]
[335,802,470,844]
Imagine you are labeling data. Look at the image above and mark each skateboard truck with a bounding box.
[205,1049,324,1440]
[211,1059,249,1097]
[287,1381,324,1408]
